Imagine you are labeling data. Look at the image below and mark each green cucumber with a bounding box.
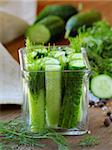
[45,65,61,128]
[28,72,45,133]
[26,15,65,43]
[69,60,85,70]
[38,15,65,41]
[26,24,51,44]
[28,89,45,132]
[91,74,112,98]
[65,10,101,38]
[44,57,60,65]
[77,95,83,122]
[59,72,83,128]
[70,53,83,60]
[35,5,78,23]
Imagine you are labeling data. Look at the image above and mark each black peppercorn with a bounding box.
[101,100,107,105]
[104,118,111,127]
[109,114,112,122]
[89,101,95,107]
[107,111,111,117]
[98,102,104,108]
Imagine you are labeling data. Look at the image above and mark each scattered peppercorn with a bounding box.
[89,98,112,128]
[104,118,111,127]
[89,101,95,107]
[101,100,107,105]
[94,103,98,107]
[109,114,112,122]
[101,106,108,111]
[98,102,104,108]
[89,98,108,108]
[107,111,111,117]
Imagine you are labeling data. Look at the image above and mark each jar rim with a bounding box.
[19,46,91,73]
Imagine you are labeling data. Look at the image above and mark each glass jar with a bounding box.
[19,46,91,135]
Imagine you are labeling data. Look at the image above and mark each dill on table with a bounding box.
[0,118,69,150]
[78,135,100,147]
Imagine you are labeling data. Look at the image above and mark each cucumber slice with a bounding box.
[91,74,112,98]
[69,60,85,70]
[26,24,51,44]
[45,58,60,65]
[45,65,61,128]
[69,53,83,60]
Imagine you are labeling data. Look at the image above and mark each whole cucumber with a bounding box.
[26,24,51,44]
[26,15,65,44]
[35,5,78,23]
[38,15,65,40]
[65,10,101,38]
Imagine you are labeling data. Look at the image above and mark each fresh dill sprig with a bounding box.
[0,118,69,150]
[69,20,112,78]
[78,135,99,147]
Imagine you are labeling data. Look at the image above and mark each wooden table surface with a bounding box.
[1,0,112,149]
[1,104,112,150]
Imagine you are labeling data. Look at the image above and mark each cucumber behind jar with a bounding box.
[38,15,65,41]
[26,24,51,44]
[35,5,78,23]
[26,15,65,44]
[65,10,101,38]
